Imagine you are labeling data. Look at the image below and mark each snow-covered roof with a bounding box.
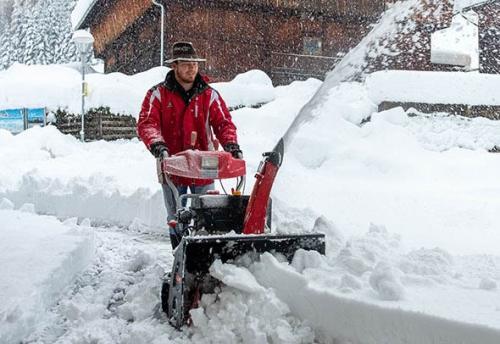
[430,10,479,69]
[454,0,498,12]
[71,0,99,30]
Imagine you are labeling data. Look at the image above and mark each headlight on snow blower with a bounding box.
[201,156,219,178]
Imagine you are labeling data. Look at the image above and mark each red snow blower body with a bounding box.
[160,139,325,328]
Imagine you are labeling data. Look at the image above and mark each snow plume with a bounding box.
[324,0,424,85]
[283,0,420,147]
[454,0,495,11]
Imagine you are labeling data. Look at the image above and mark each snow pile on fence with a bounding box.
[0,200,94,344]
[366,70,500,105]
[210,69,276,109]
[0,64,275,116]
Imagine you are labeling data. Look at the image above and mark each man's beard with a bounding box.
[176,71,196,84]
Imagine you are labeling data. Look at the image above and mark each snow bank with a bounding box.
[211,69,276,108]
[0,64,167,116]
[0,201,94,344]
[0,64,81,111]
[85,66,169,115]
[201,221,500,344]
[402,110,500,151]
[0,65,275,117]
[0,125,165,229]
[280,81,500,256]
[366,70,500,105]
[0,78,318,230]
[2,76,500,254]
[253,251,500,344]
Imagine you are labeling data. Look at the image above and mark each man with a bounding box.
[137,41,242,248]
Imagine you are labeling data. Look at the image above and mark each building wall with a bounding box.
[365,1,500,76]
[365,1,454,75]
[165,4,267,81]
[477,3,500,74]
[100,9,160,74]
[95,0,381,84]
[369,1,500,118]
[89,0,153,56]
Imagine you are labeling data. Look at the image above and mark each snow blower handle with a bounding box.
[156,152,170,184]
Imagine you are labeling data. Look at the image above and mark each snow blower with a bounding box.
[159,138,325,329]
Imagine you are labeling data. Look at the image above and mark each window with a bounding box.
[303,37,322,55]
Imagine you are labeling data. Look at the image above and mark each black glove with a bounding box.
[150,142,169,159]
[223,143,243,159]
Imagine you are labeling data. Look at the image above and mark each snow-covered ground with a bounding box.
[0,204,94,343]
[1,65,500,343]
[2,0,500,340]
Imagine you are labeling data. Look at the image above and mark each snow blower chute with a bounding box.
[160,138,325,328]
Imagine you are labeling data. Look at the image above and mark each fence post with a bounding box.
[98,111,103,140]
[23,108,28,130]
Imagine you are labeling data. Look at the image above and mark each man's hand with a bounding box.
[223,143,243,159]
[153,142,169,184]
[150,142,169,159]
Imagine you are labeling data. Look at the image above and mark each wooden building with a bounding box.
[365,0,500,120]
[74,0,387,84]
[365,0,500,75]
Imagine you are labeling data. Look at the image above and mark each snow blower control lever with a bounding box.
[160,138,325,329]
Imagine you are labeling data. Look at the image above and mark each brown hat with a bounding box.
[166,41,206,64]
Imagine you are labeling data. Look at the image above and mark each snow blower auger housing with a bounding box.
[160,139,326,329]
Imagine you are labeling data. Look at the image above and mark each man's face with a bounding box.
[173,61,199,84]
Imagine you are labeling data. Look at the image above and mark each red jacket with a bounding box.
[137,71,238,186]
